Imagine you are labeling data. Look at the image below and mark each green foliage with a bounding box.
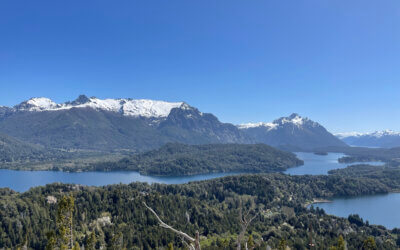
[57,195,75,249]
[278,238,287,250]
[91,143,303,175]
[362,236,377,250]
[85,232,96,250]
[247,235,255,249]
[0,173,399,249]
[0,133,63,164]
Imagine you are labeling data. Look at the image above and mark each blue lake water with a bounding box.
[285,152,383,175]
[0,152,396,227]
[313,193,400,229]
[0,152,384,192]
[0,169,239,192]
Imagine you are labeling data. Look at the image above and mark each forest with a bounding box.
[87,143,303,176]
[1,170,400,249]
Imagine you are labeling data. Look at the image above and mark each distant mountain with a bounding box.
[0,95,251,151]
[89,143,303,176]
[336,130,400,148]
[238,113,348,151]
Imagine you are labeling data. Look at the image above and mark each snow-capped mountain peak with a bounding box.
[14,95,186,118]
[20,97,61,111]
[238,113,318,130]
[237,122,277,130]
[334,132,363,139]
[335,130,400,139]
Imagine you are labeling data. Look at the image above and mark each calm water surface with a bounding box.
[285,152,383,175]
[0,152,384,192]
[0,169,238,192]
[0,152,396,227]
[314,193,400,229]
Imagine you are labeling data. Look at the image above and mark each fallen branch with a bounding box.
[143,202,201,250]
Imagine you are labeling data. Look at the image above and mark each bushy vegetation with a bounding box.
[1,172,400,249]
[0,133,66,164]
[89,143,304,176]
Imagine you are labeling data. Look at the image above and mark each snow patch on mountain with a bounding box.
[336,130,400,139]
[238,113,317,130]
[15,96,185,118]
[25,98,61,111]
[334,132,364,139]
[237,122,277,130]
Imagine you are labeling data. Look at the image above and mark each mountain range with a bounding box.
[336,130,400,148]
[238,113,348,150]
[0,95,347,153]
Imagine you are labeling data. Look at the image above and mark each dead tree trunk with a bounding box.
[143,202,201,250]
[236,204,258,250]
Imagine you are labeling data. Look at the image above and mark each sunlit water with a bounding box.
[0,169,239,192]
[285,152,383,175]
[0,152,385,193]
[0,152,397,227]
[313,193,400,229]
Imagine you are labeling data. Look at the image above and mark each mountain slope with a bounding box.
[336,130,400,148]
[0,96,251,151]
[0,133,59,163]
[238,113,348,151]
[90,143,303,175]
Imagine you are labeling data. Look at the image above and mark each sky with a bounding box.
[0,0,399,133]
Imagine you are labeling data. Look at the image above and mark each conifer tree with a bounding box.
[57,195,75,250]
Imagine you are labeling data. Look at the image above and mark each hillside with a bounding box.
[0,96,251,151]
[1,173,400,249]
[89,143,303,175]
[238,113,348,151]
[0,133,61,164]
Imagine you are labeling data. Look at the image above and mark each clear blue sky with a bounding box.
[1,0,399,133]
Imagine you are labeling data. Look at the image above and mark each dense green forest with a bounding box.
[87,143,303,176]
[1,171,400,249]
[0,133,65,164]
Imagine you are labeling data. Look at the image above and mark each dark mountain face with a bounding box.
[159,105,252,144]
[0,98,251,151]
[239,113,348,151]
[0,106,13,119]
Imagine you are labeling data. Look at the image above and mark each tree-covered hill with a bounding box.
[0,133,63,164]
[1,172,400,249]
[89,143,304,175]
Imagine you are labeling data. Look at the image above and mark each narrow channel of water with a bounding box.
[284,152,383,175]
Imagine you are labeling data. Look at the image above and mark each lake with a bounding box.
[0,152,383,192]
[284,152,383,175]
[0,152,396,227]
[313,193,400,229]
[0,169,239,192]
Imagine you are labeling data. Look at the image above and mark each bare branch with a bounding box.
[143,202,196,243]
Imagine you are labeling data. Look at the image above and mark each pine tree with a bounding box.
[72,242,80,250]
[362,236,377,250]
[278,239,287,250]
[85,232,96,250]
[337,235,346,250]
[45,231,56,250]
[247,235,255,249]
[57,195,75,250]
